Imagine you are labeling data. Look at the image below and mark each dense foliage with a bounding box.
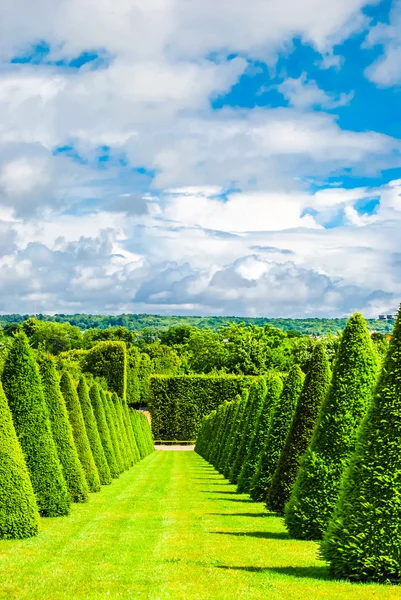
[149,375,254,440]
[250,365,304,501]
[321,306,401,583]
[266,344,331,514]
[285,314,379,540]
[2,333,70,517]
[0,381,40,539]
[39,356,89,503]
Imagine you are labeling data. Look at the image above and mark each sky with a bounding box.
[1,0,401,318]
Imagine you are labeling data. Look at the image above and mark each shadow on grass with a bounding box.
[202,490,238,494]
[211,530,290,540]
[216,565,330,580]
[207,513,271,518]
[206,498,256,503]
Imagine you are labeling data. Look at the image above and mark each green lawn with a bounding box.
[0,451,399,600]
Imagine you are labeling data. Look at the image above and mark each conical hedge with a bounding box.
[121,400,140,463]
[101,389,124,474]
[130,410,147,459]
[250,365,304,502]
[2,333,70,516]
[222,390,249,479]
[285,314,379,540]
[217,396,241,474]
[112,392,132,469]
[138,412,154,455]
[60,372,101,493]
[321,306,401,583]
[77,377,111,485]
[89,384,119,478]
[229,381,266,484]
[0,381,40,539]
[266,344,331,514]
[215,400,237,472]
[38,355,89,503]
[237,373,283,494]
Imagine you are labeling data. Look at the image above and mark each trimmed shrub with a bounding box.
[237,373,283,494]
[83,341,127,400]
[60,372,101,493]
[138,412,154,454]
[90,384,119,478]
[77,377,111,485]
[250,365,304,502]
[209,401,231,465]
[112,392,134,467]
[2,333,70,516]
[39,355,89,503]
[217,395,242,474]
[130,410,146,459]
[321,306,401,583]
[285,314,379,540]
[215,401,237,471]
[149,375,254,441]
[267,344,331,514]
[126,346,142,405]
[101,389,124,474]
[0,381,40,539]
[221,390,249,479]
[108,393,129,470]
[229,379,267,484]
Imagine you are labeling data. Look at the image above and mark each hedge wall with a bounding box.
[149,375,256,440]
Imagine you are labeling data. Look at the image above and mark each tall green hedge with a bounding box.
[250,365,304,502]
[321,306,401,583]
[221,390,249,479]
[77,377,111,486]
[83,341,127,400]
[113,392,134,467]
[149,375,254,440]
[2,333,70,516]
[39,355,89,503]
[237,373,283,494]
[90,384,119,478]
[101,389,124,474]
[60,372,101,493]
[215,401,237,470]
[229,379,267,484]
[285,314,379,540]
[267,344,331,514]
[0,381,40,539]
[216,396,241,473]
[137,411,154,455]
[108,393,129,470]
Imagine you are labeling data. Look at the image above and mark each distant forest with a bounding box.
[0,313,394,335]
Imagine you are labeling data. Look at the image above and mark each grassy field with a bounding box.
[0,451,399,600]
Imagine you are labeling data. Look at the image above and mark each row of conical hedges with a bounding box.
[0,332,154,540]
[196,311,401,583]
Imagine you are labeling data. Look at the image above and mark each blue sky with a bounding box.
[1,0,401,317]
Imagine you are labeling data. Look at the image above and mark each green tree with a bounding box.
[266,344,331,514]
[237,373,283,494]
[321,307,401,583]
[250,365,304,501]
[77,377,111,485]
[222,389,249,479]
[89,384,119,478]
[2,333,70,516]
[285,314,379,540]
[0,381,40,539]
[100,389,124,474]
[60,372,101,493]
[229,380,267,484]
[38,355,89,503]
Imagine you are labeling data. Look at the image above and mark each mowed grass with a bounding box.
[0,451,399,600]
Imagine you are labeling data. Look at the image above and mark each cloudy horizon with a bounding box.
[1,0,401,318]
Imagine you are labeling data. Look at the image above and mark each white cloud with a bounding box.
[277,73,354,109]
[364,1,401,85]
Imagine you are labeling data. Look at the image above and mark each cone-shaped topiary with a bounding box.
[222,389,249,479]
[285,314,379,540]
[60,372,101,493]
[130,409,146,459]
[0,381,40,539]
[38,355,89,503]
[209,401,230,466]
[2,333,70,516]
[215,401,237,471]
[217,396,241,473]
[89,384,119,478]
[107,393,128,470]
[321,306,401,583]
[122,401,140,463]
[230,380,267,484]
[139,411,154,454]
[77,377,111,485]
[101,389,124,473]
[237,373,283,494]
[250,365,304,502]
[267,344,331,514]
[112,392,132,468]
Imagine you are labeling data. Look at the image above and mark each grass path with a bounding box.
[0,451,399,599]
